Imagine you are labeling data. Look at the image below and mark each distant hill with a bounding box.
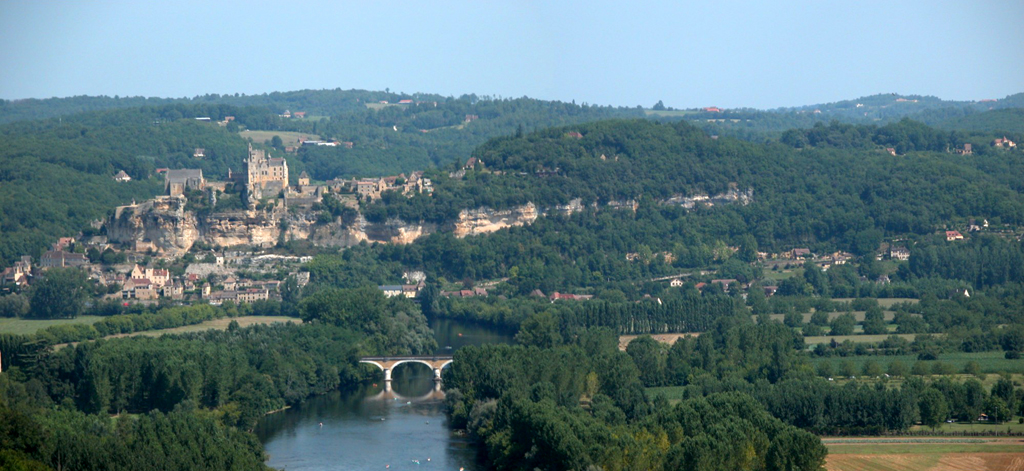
[937,108,1024,134]
[0,98,641,264]
[368,118,1024,254]
[1,89,1021,265]
[652,92,1024,139]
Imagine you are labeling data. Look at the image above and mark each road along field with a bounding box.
[823,437,1024,471]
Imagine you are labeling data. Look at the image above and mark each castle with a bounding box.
[230,144,288,202]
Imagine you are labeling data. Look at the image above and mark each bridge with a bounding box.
[359,355,454,383]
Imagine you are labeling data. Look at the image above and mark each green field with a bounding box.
[761,268,802,281]
[909,421,1024,434]
[239,130,320,147]
[0,316,105,335]
[803,333,915,346]
[824,441,1023,454]
[646,386,690,404]
[810,351,1024,376]
[832,298,918,308]
[765,311,899,324]
[53,316,303,350]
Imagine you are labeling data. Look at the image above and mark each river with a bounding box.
[256,318,515,471]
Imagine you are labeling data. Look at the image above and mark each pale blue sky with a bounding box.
[1,1,1021,109]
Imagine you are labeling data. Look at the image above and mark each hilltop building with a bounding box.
[164,169,205,196]
[242,144,289,202]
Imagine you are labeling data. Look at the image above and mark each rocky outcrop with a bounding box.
[453,202,539,237]
[201,212,279,248]
[107,197,199,257]
[107,190,749,257]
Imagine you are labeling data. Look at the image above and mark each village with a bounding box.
[1,135,1018,309]
[1,141,437,306]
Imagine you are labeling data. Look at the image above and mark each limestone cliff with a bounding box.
[107,197,199,257]
[105,190,749,256]
[452,202,539,237]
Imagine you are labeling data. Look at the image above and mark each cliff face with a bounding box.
[107,197,200,256]
[107,199,448,255]
[106,191,747,256]
[201,212,279,248]
[452,202,539,237]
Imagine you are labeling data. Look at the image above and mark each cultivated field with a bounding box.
[810,351,1024,376]
[52,316,303,350]
[618,332,700,350]
[110,315,301,338]
[803,333,917,346]
[833,298,919,308]
[824,437,1024,471]
[0,315,105,335]
[239,130,320,146]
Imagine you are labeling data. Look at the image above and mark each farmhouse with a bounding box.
[993,137,1016,148]
[113,170,132,182]
[378,285,403,298]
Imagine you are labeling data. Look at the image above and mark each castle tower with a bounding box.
[245,143,289,204]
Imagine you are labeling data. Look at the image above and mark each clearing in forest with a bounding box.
[240,130,320,147]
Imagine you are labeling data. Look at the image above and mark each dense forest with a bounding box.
[0,283,435,470]
[443,326,827,471]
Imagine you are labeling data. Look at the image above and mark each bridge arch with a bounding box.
[359,356,453,383]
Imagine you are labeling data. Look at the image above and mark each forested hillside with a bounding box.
[370,118,1024,248]
[0,105,265,265]
[0,97,642,264]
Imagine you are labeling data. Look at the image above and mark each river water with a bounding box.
[256,319,514,471]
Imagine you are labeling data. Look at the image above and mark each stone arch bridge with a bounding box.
[359,355,453,384]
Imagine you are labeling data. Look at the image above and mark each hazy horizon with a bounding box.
[2,1,1022,109]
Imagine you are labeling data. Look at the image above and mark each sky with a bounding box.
[1,1,1021,109]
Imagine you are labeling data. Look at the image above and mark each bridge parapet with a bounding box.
[359,355,454,382]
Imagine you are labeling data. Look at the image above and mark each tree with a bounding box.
[29,268,88,319]
[652,100,666,111]
[862,360,882,377]
[626,336,666,386]
[887,360,908,377]
[514,311,562,348]
[299,286,384,327]
[0,294,29,318]
[271,135,284,149]
[862,306,887,335]
[918,388,948,430]
[829,313,856,336]
[984,396,1012,423]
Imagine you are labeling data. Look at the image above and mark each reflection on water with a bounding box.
[257,367,478,471]
[431,318,515,354]
[257,318,513,471]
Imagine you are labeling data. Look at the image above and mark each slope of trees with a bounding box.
[444,328,826,471]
